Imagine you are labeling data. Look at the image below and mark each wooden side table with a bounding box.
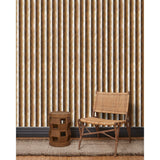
[49,111,71,147]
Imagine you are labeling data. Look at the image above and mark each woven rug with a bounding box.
[16,139,144,156]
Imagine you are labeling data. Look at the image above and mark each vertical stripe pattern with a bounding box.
[91,0,97,117]
[69,0,75,126]
[97,0,103,120]
[86,0,92,126]
[130,0,136,126]
[75,0,80,126]
[114,0,119,121]
[41,0,47,126]
[16,0,19,127]
[25,0,30,127]
[64,0,69,112]
[47,0,53,125]
[30,0,36,127]
[19,0,25,127]
[102,0,108,121]
[58,0,63,112]
[136,0,142,127]
[52,0,58,112]
[80,0,86,120]
[141,0,144,127]
[36,0,41,127]
[119,0,125,123]
[16,0,144,127]
[108,0,114,121]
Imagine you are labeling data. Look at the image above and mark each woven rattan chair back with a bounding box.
[93,92,129,115]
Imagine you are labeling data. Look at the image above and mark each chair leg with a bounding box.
[114,124,120,156]
[95,125,99,138]
[117,124,120,141]
[78,120,84,150]
[126,121,131,143]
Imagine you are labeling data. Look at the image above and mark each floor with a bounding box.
[16,156,144,160]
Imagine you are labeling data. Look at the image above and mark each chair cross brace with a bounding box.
[83,127,115,140]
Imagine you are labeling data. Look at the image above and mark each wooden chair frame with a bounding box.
[78,92,131,156]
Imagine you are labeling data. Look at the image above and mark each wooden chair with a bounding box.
[78,92,131,156]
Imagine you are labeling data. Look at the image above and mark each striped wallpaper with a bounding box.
[16,0,144,127]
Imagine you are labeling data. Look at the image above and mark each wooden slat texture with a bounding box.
[113,0,119,121]
[108,0,114,121]
[69,0,75,126]
[97,0,102,93]
[119,0,125,123]
[58,0,64,112]
[16,0,144,127]
[125,0,131,127]
[91,0,97,120]
[52,0,58,112]
[97,0,103,121]
[19,0,25,127]
[41,0,47,127]
[141,0,144,127]
[136,0,142,127]
[36,0,41,127]
[64,0,69,112]
[102,0,108,96]
[125,0,130,93]
[30,0,36,127]
[25,0,30,127]
[102,0,108,121]
[47,0,53,126]
[75,0,80,126]
[86,0,92,126]
[80,0,86,119]
[16,0,19,127]
[130,0,136,127]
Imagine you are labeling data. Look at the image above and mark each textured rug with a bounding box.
[16,139,144,156]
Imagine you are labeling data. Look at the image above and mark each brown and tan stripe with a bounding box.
[36,0,41,127]
[108,0,114,121]
[16,0,144,127]
[16,0,20,127]
[47,0,53,126]
[113,0,119,121]
[141,0,144,127]
[86,0,92,126]
[69,0,75,126]
[41,0,47,127]
[25,0,31,127]
[130,0,136,127]
[75,0,81,126]
[136,0,142,127]
[102,0,108,121]
[64,0,70,113]
[91,0,97,118]
[19,0,25,127]
[80,0,86,120]
[97,0,103,120]
[119,0,125,123]
[58,0,64,112]
[52,0,59,112]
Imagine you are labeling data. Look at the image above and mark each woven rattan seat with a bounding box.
[80,117,126,126]
[78,92,131,157]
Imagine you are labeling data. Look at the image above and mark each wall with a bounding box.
[16,0,144,127]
